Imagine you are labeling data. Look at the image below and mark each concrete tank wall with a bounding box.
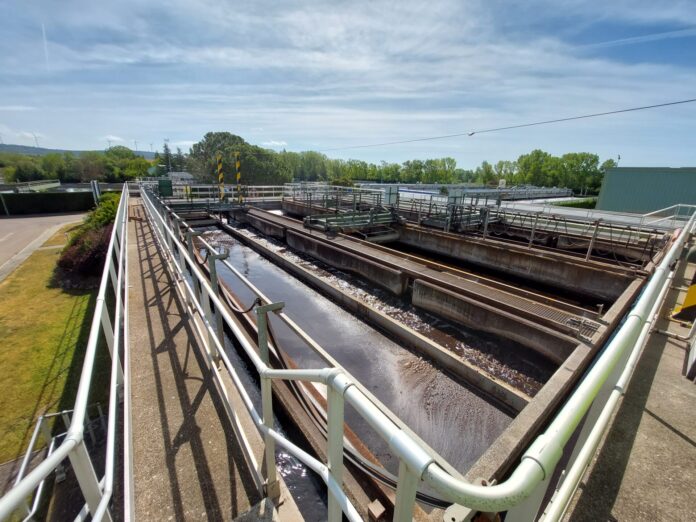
[398,225,631,302]
[412,279,577,364]
[286,230,409,296]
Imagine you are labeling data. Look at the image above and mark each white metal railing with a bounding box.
[0,185,131,522]
[641,204,696,229]
[140,185,696,521]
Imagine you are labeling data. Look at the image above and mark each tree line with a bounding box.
[0,132,618,194]
[186,132,616,194]
[0,146,151,183]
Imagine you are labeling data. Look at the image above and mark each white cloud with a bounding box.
[0,0,694,166]
[101,134,123,142]
[172,140,196,148]
[0,105,37,112]
[262,140,288,147]
[18,131,45,139]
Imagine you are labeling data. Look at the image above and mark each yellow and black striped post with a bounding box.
[216,151,224,202]
[235,152,242,204]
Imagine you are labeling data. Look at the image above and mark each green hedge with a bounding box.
[552,197,597,209]
[0,192,96,215]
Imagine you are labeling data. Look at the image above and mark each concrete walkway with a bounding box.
[566,252,696,520]
[128,202,262,520]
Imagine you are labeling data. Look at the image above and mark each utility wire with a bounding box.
[319,98,696,152]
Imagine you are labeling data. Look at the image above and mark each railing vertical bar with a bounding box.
[327,383,345,522]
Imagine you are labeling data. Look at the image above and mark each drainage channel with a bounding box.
[195,226,515,479]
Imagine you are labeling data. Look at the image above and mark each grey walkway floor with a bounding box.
[566,254,696,521]
[128,202,262,520]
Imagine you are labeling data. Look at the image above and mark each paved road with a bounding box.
[0,213,85,282]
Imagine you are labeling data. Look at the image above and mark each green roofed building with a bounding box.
[596,167,696,213]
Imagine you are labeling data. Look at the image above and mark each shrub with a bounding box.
[553,197,597,209]
[82,193,120,230]
[57,193,121,284]
[58,224,113,278]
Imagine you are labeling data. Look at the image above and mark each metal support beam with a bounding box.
[585,219,601,261]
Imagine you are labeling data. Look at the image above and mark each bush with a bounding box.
[82,193,120,230]
[58,224,113,277]
[57,193,121,283]
[553,197,597,209]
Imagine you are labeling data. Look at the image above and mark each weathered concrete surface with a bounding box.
[412,279,578,364]
[247,209,603,336]
[397,224,634,302]
[565,261,696,522]
[449,276,642,522]
[128,202,264,520]
[243,212,286,240]
[286,229,409,295]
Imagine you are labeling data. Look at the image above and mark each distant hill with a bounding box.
[0,143,155,159]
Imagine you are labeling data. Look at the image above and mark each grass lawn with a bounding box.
[0,237,100,464]
[42,223,82,247]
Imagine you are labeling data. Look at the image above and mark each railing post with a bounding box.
[207,247,230,348]
[482,207,490,240]
[185,231,203,291]
[528,212,540,249]
[327,374,349,522]
[585,219,601,261]
[99,305,123,386]
[393,461,420,521]
[69,440,112,522]
[256,302,285,500]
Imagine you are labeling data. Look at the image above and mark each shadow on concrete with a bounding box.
[133,205,260,520]
[567,261,689,521]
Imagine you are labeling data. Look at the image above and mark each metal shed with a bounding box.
[596,167,696,213]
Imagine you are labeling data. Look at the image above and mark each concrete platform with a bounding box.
[565,254,696,521]
[128,202,263,520]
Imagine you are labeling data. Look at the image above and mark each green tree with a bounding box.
[124,157,151,180]
[75,152,108,181]
[173,148,185,171]
[162,142,173,172]
[475,161,496,184]
[41,153,66,180]
[494,160,517,180]
[13,159,44,181]
[517,150,554,186]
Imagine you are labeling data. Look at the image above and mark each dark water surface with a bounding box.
[199,228,513,476]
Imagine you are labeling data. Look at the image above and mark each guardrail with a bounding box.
[0,179,61,193]
[641,204,696,228]
[139,185,695,521]
[0,185,131,522]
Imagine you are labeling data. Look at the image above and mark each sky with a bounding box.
[0,0,694,168]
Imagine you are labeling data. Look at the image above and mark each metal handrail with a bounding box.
[0,185,131,522]
[140,185,696,520]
